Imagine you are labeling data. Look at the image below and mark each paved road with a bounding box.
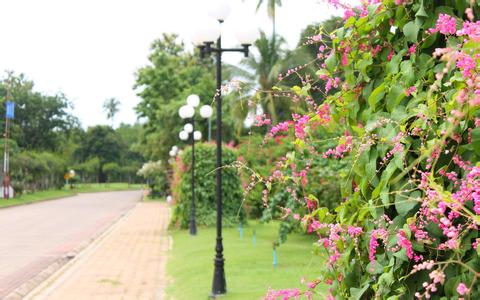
[0,191,141,298]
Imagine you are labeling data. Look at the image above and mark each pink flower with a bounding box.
[316,103,331,125]
[292,114,310,139]
[431,14,457,35]
[255,114,271,127]
[457,283,469,296]
[405,86,417,96]
[473,238,479,250]
[270,121,290,136]
[397,230,414,259]
[457,21,480,41]
[323,131,353,159]
[409,44,417,55]
[369,228,388,262]
[343,8,355,20]
[387,50,394,61]
[341,52,348,66]
[465,8,474,21]
[456,52,476,78]
[347,226,363,238]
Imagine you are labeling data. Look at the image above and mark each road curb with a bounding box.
[5,192,142,300]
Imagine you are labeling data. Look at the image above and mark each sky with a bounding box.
[0,0,347,128]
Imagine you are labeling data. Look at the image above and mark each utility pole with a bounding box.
[2,81,15,199]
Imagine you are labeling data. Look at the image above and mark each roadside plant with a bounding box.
[252,0,480,299]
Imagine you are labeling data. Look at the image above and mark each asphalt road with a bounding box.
[0,190,141,298]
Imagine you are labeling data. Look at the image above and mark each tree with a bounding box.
[75,125,122,182]
[134,34,218,161]
[255,0,282,39]
[0,73,80,151]
[103,97,120,127]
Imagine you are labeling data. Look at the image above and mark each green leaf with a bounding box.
[356,54,373,82]
[395,191,420,216]
[350,285,370,300]
[386,85,405,112]
[367,261,384,274]
[368,83,386,111]
[325,54,337,72]
[415,0,428,19]
[403,21,420,43]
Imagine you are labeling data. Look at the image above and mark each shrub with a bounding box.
[137,160,168,197]
[257,0,480,299]
[10,151,67,192]
[171,142,245,228]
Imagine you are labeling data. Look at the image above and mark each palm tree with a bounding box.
[226,31,289,127]
[103,98,120,127]
[256,0,282,39]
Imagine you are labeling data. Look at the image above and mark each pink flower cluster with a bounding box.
[369,228,388,262]
[457,283,470,296]
[405,86,417,96]
[456,51,476,78]
[323,131,353,159]
[292,114,310,139]
[430,14,457,35]
[397,230,414,260]
[270,121,291,137]
[347,226,363,238]
[264,288,301,300]
[255,114,271,127]
[316,103,331,125]
[457,20,480,41]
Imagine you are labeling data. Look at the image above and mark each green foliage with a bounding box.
[0,73,80,151]
[102,162,121,182]
[134,34,218,161]
[172,143,245,228]
[75,125,122,182]
[10,151,67,193]
[137,160,168,197]
[259,0,480,298]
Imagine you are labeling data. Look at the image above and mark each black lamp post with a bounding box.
[179,96,213,236]
[192,3,258,297]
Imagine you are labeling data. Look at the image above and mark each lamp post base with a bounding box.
[189,219,197,235]
[211,256,226,297]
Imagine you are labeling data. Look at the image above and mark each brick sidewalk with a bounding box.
[26,202,171,300]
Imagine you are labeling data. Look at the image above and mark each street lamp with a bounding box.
[178,95,212,236]
[193,1,258,296]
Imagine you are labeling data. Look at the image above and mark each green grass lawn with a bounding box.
[167,221,326,299]
[0,182,144,208]
[72,182,144,193]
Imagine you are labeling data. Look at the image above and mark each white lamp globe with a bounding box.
[200,105,213,118]
[184,105,195,118]
[193,130,202,141]
[207,0,231,21]
[192,16,220,44]
[184,123,193,133]
[186,94,200,107]
[179,130,189,141]
[178,105,187,119]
